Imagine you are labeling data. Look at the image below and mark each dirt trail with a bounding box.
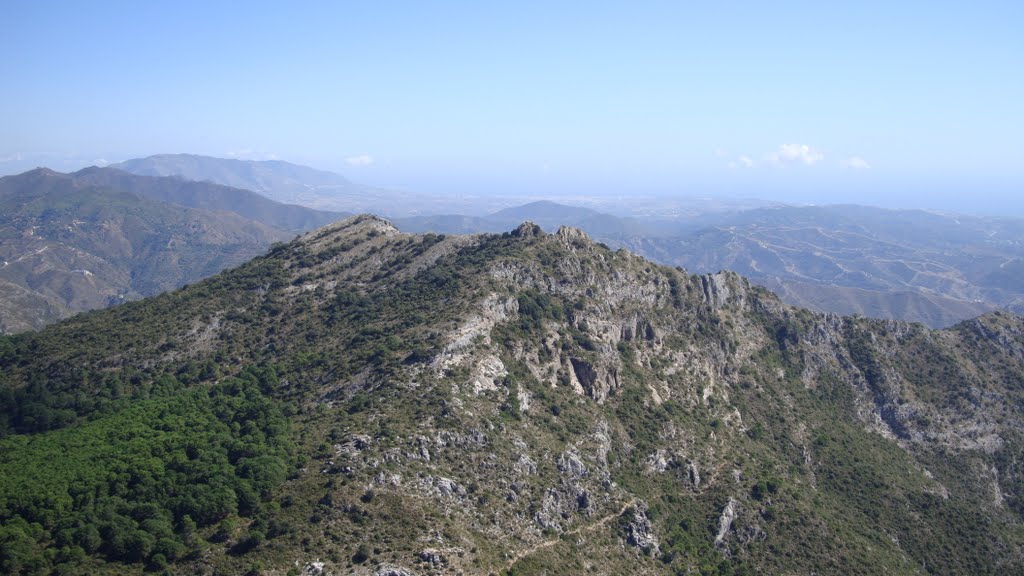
[503,498,639,572]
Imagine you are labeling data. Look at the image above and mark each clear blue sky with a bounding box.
[2,1,1022,212]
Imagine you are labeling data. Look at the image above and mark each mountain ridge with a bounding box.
[70,166,349,232]
[2,215,1023,574]
[112,154,422,215]
[395,200,1024,327]
[0,167,348,333]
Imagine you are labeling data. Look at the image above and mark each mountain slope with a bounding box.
[0,168,295,333]
[2,216,1024,575]
[394,199,661,239]
[111,154,361,207]
[111,154,431,215]
[396,201,1024,327]
[70,166,348,232]
[618,205,1024,326]
[761,278,994,328]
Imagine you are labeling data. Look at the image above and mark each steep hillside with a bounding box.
[2,216,1023,575]
[111,154,362,208]
[0,169,294,333]
[760,278,994,329]
[111,154,439,216]
[70,166,348,232]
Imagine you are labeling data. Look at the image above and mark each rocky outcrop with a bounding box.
[569,357,619,403]
[512,221,544,238]
[302,559,327,576]
[623,501,660,556]
[14,216,1024,575]
[621,312,659,343]
[701,271,749,310]
[714,498,738,547]
[418,548,445,567]
[557,450,589,477]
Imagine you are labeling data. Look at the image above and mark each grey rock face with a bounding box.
[557,450,589,478]
[623,501,660,556]
[418,548,445,567]
[302,559,327,576]
[714,498,738,547]
[512,221,544,238]
[569,357,619,403]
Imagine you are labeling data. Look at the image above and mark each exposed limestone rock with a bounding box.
[534,488,567,532]
[592,420,613,468]
[514,454,538,476]
[516,384,532,412]
[556,225,590,243]
[623,501,660,556]
[418,548,445,567]
[557,450,589,478]
[335,435,371,457]
[435,428,488,449]
[511,221,544,238]
[646,449,675,473]
[302,559,327,576]
[688,461,701,489]
[411,436,431,462]
[714,498,738,546]
[420,476,466,500]
[563,357,587,396]
[373,472,402,487]
[436,293,518,371]
[470,354,507,395]
[701,271,748,310]
[621,312,660,343]
[569,357,619,403]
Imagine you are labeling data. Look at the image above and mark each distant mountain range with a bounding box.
[392,200,1024,328]
[111,154,507,216]
[72,166,347,231]
[0,167,346,333]
[111,154,366,210]
[394,200,654,236]
[619,204,1024,326]
[6,154,1024,330]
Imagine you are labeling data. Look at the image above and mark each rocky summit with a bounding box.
[2,215,1024,575]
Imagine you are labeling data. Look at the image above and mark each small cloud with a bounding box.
[225,149,253,158]
[1,152,23,162]
[769,144,824,166]
[727,154,755,170]
[842,156,871,170]
[345,154,374,167]
[93,158,109,167]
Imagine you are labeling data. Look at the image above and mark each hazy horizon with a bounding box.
[3,2,1022,215]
